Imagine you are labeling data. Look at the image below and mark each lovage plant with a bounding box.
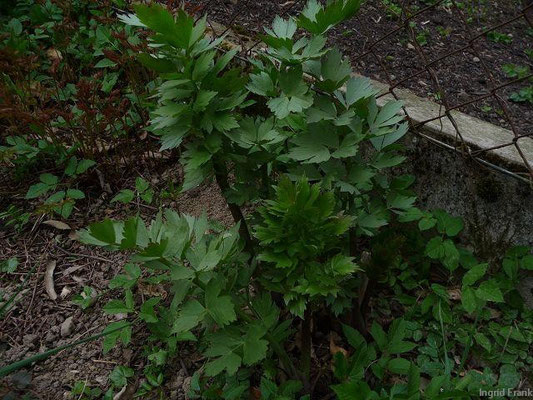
[74,0,420,396]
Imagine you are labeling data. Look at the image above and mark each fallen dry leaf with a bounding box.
[44,260,57,300]
[46,48,62,61]
[43,220,71,230]
[329,333,348,357]
[60,286,71,299]
[250,387,262,400]
[448,288,461,301]
[138,282,167,299]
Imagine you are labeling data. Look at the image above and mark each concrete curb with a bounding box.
[365,77,533,173]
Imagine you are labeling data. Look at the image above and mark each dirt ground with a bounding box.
[0,163,234,399]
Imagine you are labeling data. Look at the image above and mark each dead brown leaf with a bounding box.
[44,260,57,300]
[43,220,71,230]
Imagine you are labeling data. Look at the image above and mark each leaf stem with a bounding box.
[301,308,312,393]
[458,307,481,372]
[212,154,254,253]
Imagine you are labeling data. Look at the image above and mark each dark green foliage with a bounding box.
[255,177,358,316]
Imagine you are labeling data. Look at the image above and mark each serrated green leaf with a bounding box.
[94,58,116,68]
[247,72,274,96]
[205,352,241,376]
[297,0,363,35]
[370,321,387,352]
[243,326,268,365]
[344,76,377,107]
[137,53,175,73]
[433,209,464,237]
[476,280,504,303]
[103,300,131,314]
[140,297,161,323]
[474,332,491,352]
[135,177,150,193]
[388,340,417,354]
[193,90,218,112]
[134,4,193,49]
[87,219,117,245]
[111,189,135,204]
[109,365,134,387]
[192,51,215,81]
[66,189,85,200]
[461,286,477,313]
[387,358,411,374]
[40,173,58,185]
[172,299,205,333]
[26,182,51,199]
[205,280,236,326]
[498,364,520,389]
[462,263,488,287]
[102,321,131,354]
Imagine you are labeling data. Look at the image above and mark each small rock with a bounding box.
[473,56,480,63]
[11,370,32,389]
[60,286,71,299]
[95,375,107,385]
[60,316,74,337]
[122,348,133,362]
[170,375,184,390]
[407,43,415,50]
[23,334,38,346]
[45,331,57,343]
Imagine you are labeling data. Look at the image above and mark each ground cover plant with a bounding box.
[1,1,532,399]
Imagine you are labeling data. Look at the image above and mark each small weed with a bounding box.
[436,25,452,38]
[510,86,533,104]
[0,257,18,274]
[381,0,402,19]
[487,30,513,44]
[416,30,429,46]
[502,64,530,79]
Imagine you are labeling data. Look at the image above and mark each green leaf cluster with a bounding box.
[255,177,358,316]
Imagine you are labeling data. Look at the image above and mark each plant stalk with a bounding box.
[212,154,254,253]
[301,308,312,394]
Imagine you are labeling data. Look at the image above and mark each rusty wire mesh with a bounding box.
[190,0,533,182]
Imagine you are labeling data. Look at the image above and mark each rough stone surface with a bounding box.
[351,75,533,247]
[402,134,533,248]
[358,74,533,171]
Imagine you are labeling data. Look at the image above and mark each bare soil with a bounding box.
[0,163,233,399]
